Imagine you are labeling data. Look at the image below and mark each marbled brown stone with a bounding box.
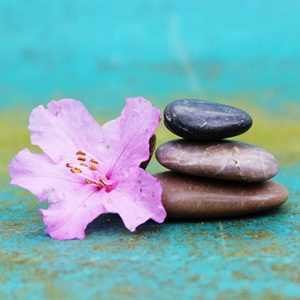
[156,139,279,182]
[155,172,288,219]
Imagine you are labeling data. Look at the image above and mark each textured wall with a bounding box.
[0,0,300,111]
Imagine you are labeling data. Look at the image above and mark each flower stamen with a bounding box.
[76,150,86,156]
[85,179,94,185]
[66,150,117,192]
[90,159,99,164]
[98,180,105,187]
[76,150,100,164]
[89,165,97,171]
[71,167,82,173]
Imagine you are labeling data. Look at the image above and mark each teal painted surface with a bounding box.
[1,168,300,299]
[1,1,300,299]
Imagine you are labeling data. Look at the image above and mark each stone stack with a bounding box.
[155,99,288,219]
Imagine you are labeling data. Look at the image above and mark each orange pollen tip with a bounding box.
[77,156,86,161]
[85,179,93,185]
[90,159,99,164]
[76,150,86,156]
[80,163,88,167]
[98,179,105,186]
[89,165,97,171]
[71,167,82,173]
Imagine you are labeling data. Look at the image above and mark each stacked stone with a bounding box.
[155,99,288,219]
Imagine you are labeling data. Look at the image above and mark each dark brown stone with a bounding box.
[156,139,279,182]
[155,172,288,219]
[140,135,156,170]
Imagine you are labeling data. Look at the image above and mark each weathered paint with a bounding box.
[1,1,300,299]
[1,107,300,300]
[1,167,300,300]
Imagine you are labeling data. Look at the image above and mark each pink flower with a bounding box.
[9,97,166,240]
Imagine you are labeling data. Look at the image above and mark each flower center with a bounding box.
[66,150,117,192]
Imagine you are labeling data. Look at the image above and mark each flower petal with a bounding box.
[102,167,166,231]
[9,148,106,240]
[40,190,106,240]
[29,99,104,163]
[9,148,80,201]
[102,97,160,172]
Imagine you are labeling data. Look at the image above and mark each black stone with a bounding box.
[164,99,253,141]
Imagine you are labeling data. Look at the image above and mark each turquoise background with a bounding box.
[1,0,300,112]
[0,1,300,299]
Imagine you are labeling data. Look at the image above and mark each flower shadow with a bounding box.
[86,214,163,236]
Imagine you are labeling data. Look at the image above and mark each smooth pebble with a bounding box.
[155,172,288,219]
[164,99,253,141]
[156,139,279,182]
